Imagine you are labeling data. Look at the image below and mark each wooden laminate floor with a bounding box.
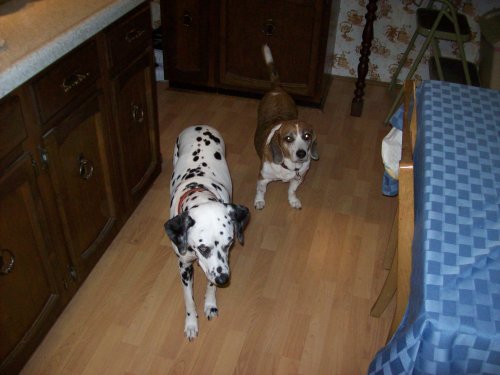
[22,78,398,375]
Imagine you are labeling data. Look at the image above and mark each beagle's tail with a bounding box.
[262,44,280,86]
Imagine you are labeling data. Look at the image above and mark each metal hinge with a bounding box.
[38,147,49,170]
[68,264,78,282]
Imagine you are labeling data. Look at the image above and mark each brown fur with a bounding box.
[254,87,300,162]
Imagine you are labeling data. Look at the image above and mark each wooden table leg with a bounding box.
[350,0,378,117]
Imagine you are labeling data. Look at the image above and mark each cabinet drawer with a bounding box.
[32,41,100,124]
[105,4,151,73]
[0,95,27,160]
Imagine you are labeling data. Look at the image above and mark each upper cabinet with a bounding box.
[161,0,340,106]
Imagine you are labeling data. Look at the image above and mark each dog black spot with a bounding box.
[192,150,198,156]
[214,152,221,160]
[220,231,223,235]
[215,241,219,246]
[197,171,205,176]
[184,173,195,180]
[217,266,222,273]
[191,205,199,209]
[211,183,222,191]
[204,140,211,146]
[198,245,211,258]
[202,162,207,167]
[203,131,221,144]
[217,252,223,261]
[187,312,191,316]
[193,156,199,162]
[197,137,202,142]
[195,126,202,131]
[208,197,217,202]
[181,265,194,286]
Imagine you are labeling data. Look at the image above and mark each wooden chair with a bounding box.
[371,80,416,341]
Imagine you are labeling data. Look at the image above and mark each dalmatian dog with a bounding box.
[164,125,250,341]
[254,44,319,210]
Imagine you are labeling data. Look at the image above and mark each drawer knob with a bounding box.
[262,19,276,36]
[131,102,145,123]
[125,28,145,43]
[61,72,90,93]
[183,11,193,27]
[78,154,94,180]
[0,249,15,275]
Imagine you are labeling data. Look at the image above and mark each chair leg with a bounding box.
[431,38,444,80]
[370,255,397,318]
[383,208,398,270]
[389,31,419,92]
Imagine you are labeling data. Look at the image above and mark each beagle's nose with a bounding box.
[215,273,229,286]
[296,149,306,159]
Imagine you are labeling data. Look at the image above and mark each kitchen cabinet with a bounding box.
[0,95,63,375]
[0,3,161,373]
[103,4,161,214]
[32,40,120,283]
[161,0,339,106]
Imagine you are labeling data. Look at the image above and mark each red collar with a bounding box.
[177,187,212,214]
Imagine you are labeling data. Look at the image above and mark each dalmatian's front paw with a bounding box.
[184,313,198,341]
[288,196,302,209]
[204,304,219,320]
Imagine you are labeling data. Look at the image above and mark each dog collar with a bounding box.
[280,162,302,180]
[177,187,214,214]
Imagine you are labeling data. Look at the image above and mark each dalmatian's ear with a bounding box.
[227,204,250,245]
[164,211,195,255]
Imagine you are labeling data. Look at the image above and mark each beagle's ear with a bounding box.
[311,140,319,160]
[164,211,195,255]
[270,132,283,164]
[228,204,250,245]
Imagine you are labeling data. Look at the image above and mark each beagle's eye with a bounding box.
[198,245,211,258]
[303,132,312,141]
[284,135,294,143]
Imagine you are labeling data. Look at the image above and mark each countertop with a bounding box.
[0,0,147,99]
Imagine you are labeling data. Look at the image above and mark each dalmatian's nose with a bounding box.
[296,149,306,159]
[215,273,229,286]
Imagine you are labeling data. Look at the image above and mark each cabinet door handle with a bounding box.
[182,11,193,27]
[61,72,90,93]
[125,28,145,43]
[262,19,276,36]
[79,154,94,180]
[0,249,15,275]
[131,102,145,123]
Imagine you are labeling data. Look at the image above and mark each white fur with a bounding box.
[166,125,247,340]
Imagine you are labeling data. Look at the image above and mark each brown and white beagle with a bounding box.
[254,44,318,210]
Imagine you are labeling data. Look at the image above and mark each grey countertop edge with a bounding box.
[0,0,146,99]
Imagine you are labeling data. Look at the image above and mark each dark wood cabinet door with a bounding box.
[219,0,323,97]
[113,54,161,211]
[0,153,62,375]
[42,93,118,282]
[163,0,213,85]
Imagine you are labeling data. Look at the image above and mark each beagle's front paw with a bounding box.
[254,199,266,210]
[288,196,302,209]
